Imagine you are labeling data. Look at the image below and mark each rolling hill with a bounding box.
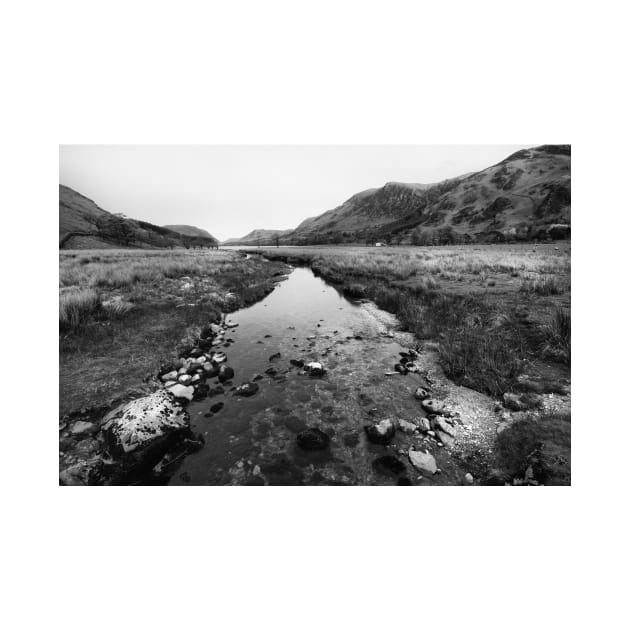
[163,224,216,240]
[262,145,570,245]
[59,185,218,249]
[222,229,293,246]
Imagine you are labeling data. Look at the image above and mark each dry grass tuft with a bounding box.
[59,288,101,330]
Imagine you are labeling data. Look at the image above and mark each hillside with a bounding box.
[163,224,216,240]
[282,145,570,245]
[59,185,218,249]
[222,228,292,246]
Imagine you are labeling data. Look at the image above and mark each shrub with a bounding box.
[520,275,565,295]
[542,307,571,364]
[59,289,101,330]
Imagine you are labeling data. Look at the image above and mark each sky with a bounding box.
[59,145,532,241]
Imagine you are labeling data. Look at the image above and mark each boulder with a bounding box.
[433,416,455,437]
[178,374,193,385]
[421,399,445,415]
[464,473,474,484]
[290,359,304,368]
[211,351,227,364]
[416,417,431,433]
[218,365,234,383]
[167,384,195,401]
[394,363,408,375]
[160,370,178,382]
[414,387,430,400]
[435,430,454,446]
[408,449,437,474]
[234,382,259,397]
[398,419,417,434]
[203,362,220,378]
[269,352,282,362]
[305,361,325,377]
[192,383,210,401]
[102,390,190,459]
[364,418,396,445]
[297,427,330,451]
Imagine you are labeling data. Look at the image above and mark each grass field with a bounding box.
[59,249,287,415]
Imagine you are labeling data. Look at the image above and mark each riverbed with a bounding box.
[171,264,487,485]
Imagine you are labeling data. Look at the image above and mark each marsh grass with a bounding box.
[60,248,288,415]
[259,244,570,396]
[541,307,571,364]
[519,274,567,295]
[59,288,101,330]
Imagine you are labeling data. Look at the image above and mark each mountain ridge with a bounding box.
[59,185,218,249]
[225,145,570,245]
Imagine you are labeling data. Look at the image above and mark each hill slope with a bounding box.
[163,224,216,240]
[283,145,570,244]
[222,228,292,246]
[59,185,218,249]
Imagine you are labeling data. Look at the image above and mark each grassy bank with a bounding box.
[255,244,570,392]
[254,243,571,483]
[59,249,288,416]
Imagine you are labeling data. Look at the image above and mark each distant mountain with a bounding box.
[277,145,570,245]
[222,229,292,246]
[59,185,218,249]
[163,224,216,240]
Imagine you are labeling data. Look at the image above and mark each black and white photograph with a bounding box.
[59,144,571,486]
[5,0,627,628]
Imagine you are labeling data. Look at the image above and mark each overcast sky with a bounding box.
[59,145,532,241]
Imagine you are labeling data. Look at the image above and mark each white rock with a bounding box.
[160,370,178,382]
[163,380,177,388]
[398,419,417,434]
[178,374,192,385]
[434,416,455,437]
[417,417,431,432]
[191,374,201,384]
[464,473,474,484]
[211,352,227,363]
[167,384,195,401]
[102,390,189,454]
[408,449,437,474]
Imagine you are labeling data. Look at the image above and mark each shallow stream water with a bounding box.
[171,265,446,485]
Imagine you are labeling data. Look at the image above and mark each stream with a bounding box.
[170,265,458,485]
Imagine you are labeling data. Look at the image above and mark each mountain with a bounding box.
[222,229,292,246]
[163,224,216,240]
[59,185,218,249]
[281,145,570,245]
